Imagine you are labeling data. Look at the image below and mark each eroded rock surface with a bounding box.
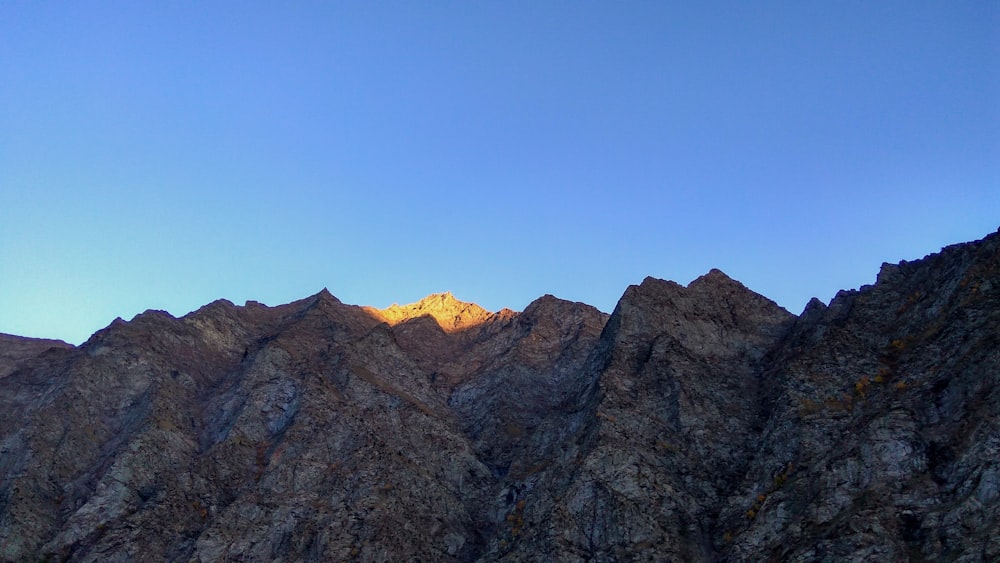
[1,229,998,561]
[0,334,73,378]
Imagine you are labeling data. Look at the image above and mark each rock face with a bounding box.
[364,292,512,333]
[0,334,73,378]
[1,229,998,562]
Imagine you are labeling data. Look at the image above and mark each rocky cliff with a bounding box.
[1,229,997,562]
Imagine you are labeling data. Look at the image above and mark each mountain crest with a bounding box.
[365,291,498,332]
[2,230,998,561]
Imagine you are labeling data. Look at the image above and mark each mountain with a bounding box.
[0,334,73,378]
[1,229,998,561]
[364,291,513,333]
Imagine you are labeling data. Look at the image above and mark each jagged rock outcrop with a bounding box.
[530,270,796,561]
[1,229,998,561]
[718,229,1000,561]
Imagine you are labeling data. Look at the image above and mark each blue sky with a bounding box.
[2,2,997,345]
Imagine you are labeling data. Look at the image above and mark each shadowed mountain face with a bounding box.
[1,230,998,562]
[0,334,73,378]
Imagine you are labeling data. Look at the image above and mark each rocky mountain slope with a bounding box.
[0,334,73,379]
[1,229,997,562]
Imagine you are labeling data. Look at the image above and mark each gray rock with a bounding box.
[1,229,998,561]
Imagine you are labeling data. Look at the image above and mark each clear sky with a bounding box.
[1,2,998,345]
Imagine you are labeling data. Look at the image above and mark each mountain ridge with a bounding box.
[1,228,997,561]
